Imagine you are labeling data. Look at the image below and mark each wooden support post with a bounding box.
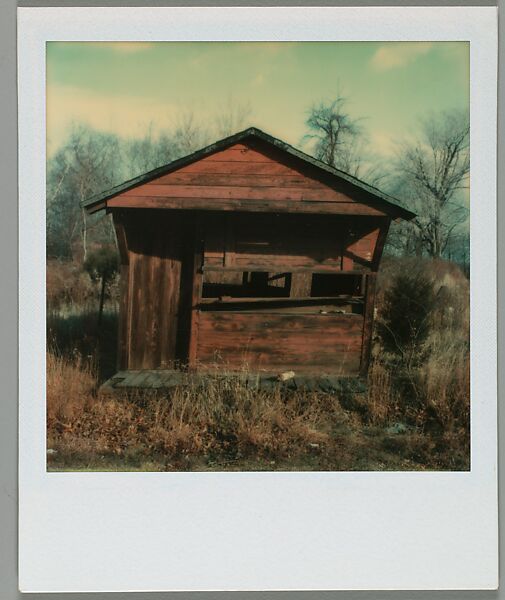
[223,213,236,267]
[113,213,129,266]
[371,218,391,270]
[360,273,367,296]
[112,212,130,371]
[290,272,312,297]
[360,272,377,377]
[116,263,130,371]
[187,216,203,370]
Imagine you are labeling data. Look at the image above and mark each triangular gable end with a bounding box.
[84,128,415,221]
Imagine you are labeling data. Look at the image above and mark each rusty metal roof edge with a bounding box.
[81,126,416,220]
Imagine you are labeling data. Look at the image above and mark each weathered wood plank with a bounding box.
[107,197,387,217]
[187,216,203,369]
[124,370,151,388]
[112,210,130,370]
[290,273,312,297]
[206,254,343,270]
[200,213,385,271]
[154,172,335,188]
[360,273,377,377]
[164,225,183,364]
[142,248,159,368]
[128,183,355,203]
[203,265,368,274]
[125,214,183,370]
[196,312,363,374]
[201,304,358,315]
[223,214,236,267]
[202,146,282,163]
[173,160,302,176]
[116,263,129,371]
[112,213,129,265]
[201,311,362,332]
[371,218,391,270]
[128,250,144,369]
[198,295,363,305]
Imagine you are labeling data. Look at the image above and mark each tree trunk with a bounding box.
[81,206,88,263]
[97,275,106,330]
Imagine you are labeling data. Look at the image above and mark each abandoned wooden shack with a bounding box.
[83,127,415,389]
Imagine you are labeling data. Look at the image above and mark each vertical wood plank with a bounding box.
[128,246,144,368]
[360,272,377,376]
[116,263,129,370]
[139,229,154,369]
[188,215,203,369]
[159,213,183,368]
[342,230,353,271]
[290,272,312,297]
[371,218,391,270]
[143,227,162,369]
[223,213,236,267]
[113,211,129,265]
[126,213,184,369]
[125,247,136,369]
[112,210,130,370]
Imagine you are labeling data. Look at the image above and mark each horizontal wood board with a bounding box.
[109,140,390,216]
[202,213,382,271]
[195,311,363,374]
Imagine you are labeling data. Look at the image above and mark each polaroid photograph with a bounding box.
[18,6,498,592]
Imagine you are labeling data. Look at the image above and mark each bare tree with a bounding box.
[47,123,122,260]
[122,125,178,178]
[172,111,211,156]
[304,97,361,168]
[215,96,253,138]
[304,97,388,186]
[395,109,470,258]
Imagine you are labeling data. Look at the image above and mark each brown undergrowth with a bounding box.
[46,256,470,472]
[46,343,469,472]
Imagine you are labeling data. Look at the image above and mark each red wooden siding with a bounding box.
[112,210,389,374]
[202,213,383,272]
[195,311,363,375]
[120,212,188,370]
[108,141,389,217]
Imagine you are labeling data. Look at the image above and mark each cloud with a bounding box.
[368,130,397,157]
[371,42,433,71]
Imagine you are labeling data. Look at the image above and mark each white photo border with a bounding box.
[18,6,498,592]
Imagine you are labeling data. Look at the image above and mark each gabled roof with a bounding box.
[82,126,415,220]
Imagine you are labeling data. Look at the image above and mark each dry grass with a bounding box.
[46,339,469,472]
[47,352,356,470]
[46,256,470,472]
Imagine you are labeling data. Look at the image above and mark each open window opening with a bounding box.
[202,271,291,299]
[310,273,363,297]
[200,270,365,316]
[202,271,364,300]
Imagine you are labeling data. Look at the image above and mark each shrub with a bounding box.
[377,271,436,367]
[84,246,119,327]
[83,246,119,284]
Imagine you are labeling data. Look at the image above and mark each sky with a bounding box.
[46,41,469,158]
